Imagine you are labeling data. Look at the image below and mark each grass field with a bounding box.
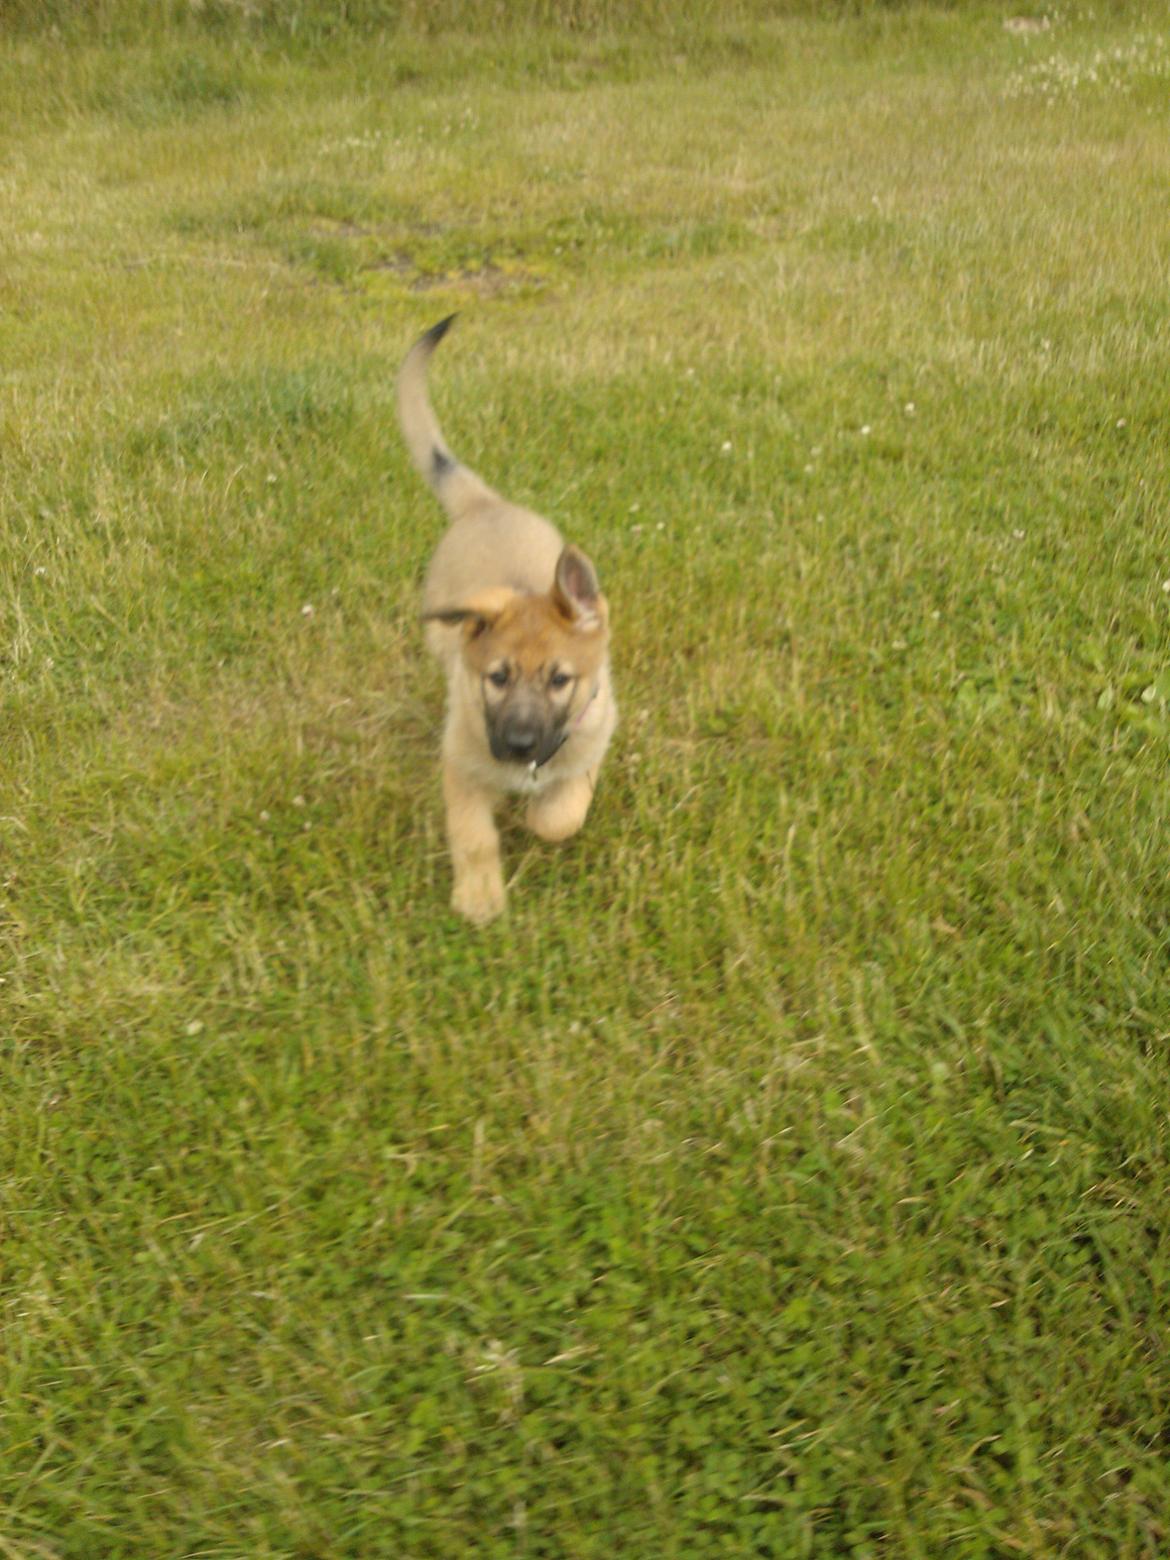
[2,2,1170,1554]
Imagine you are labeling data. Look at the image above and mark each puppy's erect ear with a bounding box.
[552,545,604,631]
[422,586,517,640]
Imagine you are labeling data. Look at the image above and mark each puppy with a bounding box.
[397,316,616,924]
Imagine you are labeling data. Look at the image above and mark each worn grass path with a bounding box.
[2,5,1169,1555]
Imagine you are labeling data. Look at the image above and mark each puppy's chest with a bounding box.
[498,758,559,797]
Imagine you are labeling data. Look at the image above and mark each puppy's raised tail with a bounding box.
[397,315,495,522]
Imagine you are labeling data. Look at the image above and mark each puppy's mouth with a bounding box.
[487,721,568,769]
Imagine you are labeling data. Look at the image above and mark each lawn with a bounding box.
[1,2,1169,1554]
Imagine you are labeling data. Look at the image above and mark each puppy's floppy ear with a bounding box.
[552,545,605,630]
[422,586,517,640]
[422,606,492,640]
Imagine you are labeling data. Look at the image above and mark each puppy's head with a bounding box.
[425,546,609,768]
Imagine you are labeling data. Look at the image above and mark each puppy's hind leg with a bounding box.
[443,763,506,924]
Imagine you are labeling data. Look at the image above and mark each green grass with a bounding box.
[3,3,1170,1555]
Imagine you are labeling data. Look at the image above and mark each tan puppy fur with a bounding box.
[397,316,617,924]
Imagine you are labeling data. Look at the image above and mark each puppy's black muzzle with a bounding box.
[489,712,568,769]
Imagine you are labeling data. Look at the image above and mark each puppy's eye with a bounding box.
[487,667,510,689]
[549,670,573,691]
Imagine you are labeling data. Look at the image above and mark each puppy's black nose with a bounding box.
[502,720,539,759]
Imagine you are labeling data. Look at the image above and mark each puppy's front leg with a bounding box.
[443,762,505,924]
[525,772,595,843]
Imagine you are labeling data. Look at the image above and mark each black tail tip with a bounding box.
[420,313,458,352]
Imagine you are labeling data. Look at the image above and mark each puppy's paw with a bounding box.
[452,865,506,925]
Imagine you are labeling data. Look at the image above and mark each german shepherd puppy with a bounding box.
[397,316,617,924]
